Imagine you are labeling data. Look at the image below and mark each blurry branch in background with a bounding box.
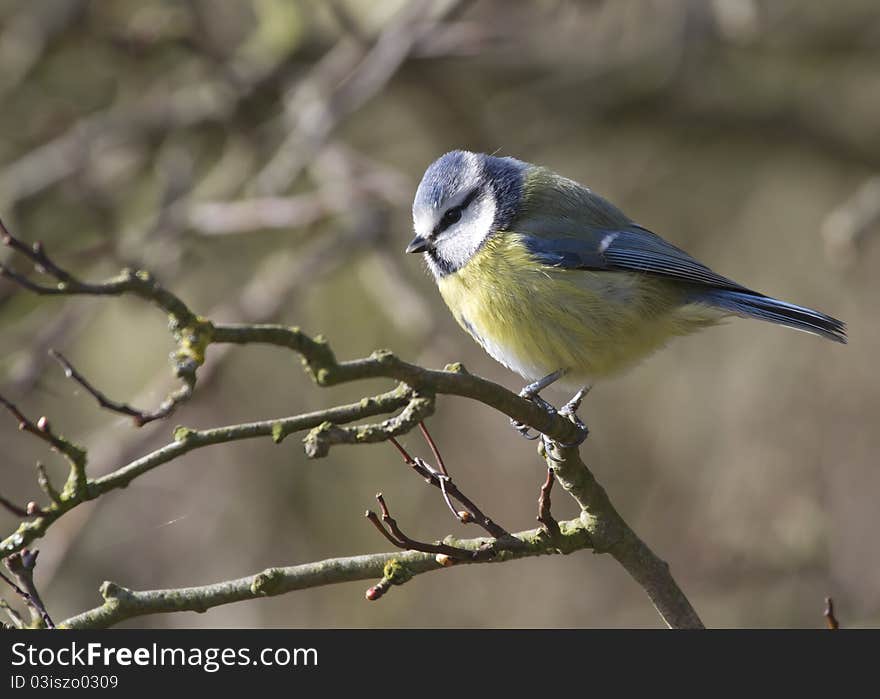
[0,0,459,398]
[0,225,702,630]
[0,0,86,100]
[0,3,293,209]
[253,0,468,195]
[189,142,409,236]
[12,143,402,589]
[3,303,93,396]
[0,0,431,437]
[0,220,205,426]
[822,177,880,269]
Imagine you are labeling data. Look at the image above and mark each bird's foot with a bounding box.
[510,419,541,440]
[553,386,591,448]
[510,394,556,440]
[509,375,561,441]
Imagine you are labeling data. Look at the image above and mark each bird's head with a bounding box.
[407,150,526,277]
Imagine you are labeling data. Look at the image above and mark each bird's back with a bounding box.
[515,166,634,237]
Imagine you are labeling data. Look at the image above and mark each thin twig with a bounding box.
[35,462,60,505]
[537,468,561,539]
[1,222,207,425]
[0,228,76,283]
[388,434,508,538]
[0,494,29,518]
[411,428,467,522]
[0,393,84,464]
[824,596,840,630]
[49,349,162,426]
[3,549,54,628]
[0,598,25,628]
[366,493,494,562]
[419,420,449,477]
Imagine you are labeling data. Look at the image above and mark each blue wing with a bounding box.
[521,225,751,292]
[520,225,847,343]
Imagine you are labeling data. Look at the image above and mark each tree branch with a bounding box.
[1,224,702,629]
[1,220,206,425]
[0,385,416,556]
[388,430,509,538]
[2,549,54,628]
[542,440,704,630]
[210,323,585,444]
[60,516,591,630]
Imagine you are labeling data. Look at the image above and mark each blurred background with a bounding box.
[0,0,878,628]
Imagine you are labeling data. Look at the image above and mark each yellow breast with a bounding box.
[437,233,720,387]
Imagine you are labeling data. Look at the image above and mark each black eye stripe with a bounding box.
[441,207,462,226]
[434,187,480,235]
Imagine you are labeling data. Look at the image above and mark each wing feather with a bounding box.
[521,225,752,293]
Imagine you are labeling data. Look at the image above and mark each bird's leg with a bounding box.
[538,385,591,459]
[520,370,564,412]
[556,385,591,446]
[510,369,565,440]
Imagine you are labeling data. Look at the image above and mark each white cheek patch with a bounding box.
[432,196,496,271]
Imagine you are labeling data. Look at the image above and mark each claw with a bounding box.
[553,385,591,448]
[559,386,590,417]
[510,418,540,440]
[554,425,589,449]
[521,391,557,417]
[541,434,566,462]
[510,370,565,442]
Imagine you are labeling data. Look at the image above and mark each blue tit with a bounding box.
[405,150,846,443]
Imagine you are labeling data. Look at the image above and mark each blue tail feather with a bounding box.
[698,289,847,344]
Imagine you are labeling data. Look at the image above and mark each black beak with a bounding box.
[405,236,430,254]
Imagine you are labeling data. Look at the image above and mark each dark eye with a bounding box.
[440,206,462,231]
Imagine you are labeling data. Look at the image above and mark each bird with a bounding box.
[405,150,846,446]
